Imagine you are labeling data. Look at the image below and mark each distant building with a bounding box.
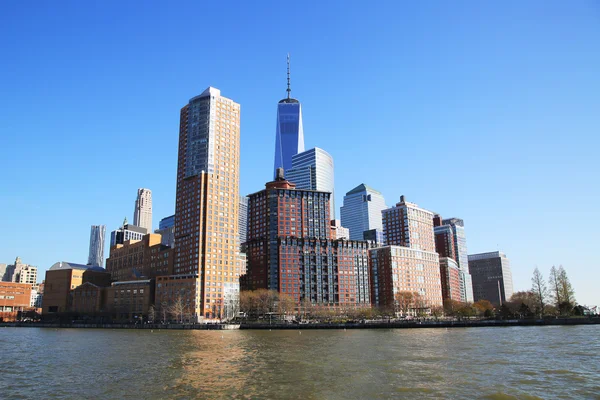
[340,184,387,241]
[273,54,305,179]
[0,282,33,321]
[88,225,106,267]
[371,196,443,312]
[0,264,7,281]
[286,147,336,219]
[2,257,37,285]
[468,251,513,305]
[106,233,173,282]
[238,196,248,245]
[439,257,462,303]
[133,188,153,232]
[155,215,175,248]
[244,170,371,307]
[363,229,385,247]
[330,220,350,240]
[110,222,148,247]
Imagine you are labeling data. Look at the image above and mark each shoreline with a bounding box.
[1,318,598,330]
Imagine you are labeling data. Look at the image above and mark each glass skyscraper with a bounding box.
[442,217,474,303]
[87,225,106,267]
[286,147,335,219]
[273,55,304,179]
[340,184,387,241]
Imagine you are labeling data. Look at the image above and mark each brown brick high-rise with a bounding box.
[172,87,241,321]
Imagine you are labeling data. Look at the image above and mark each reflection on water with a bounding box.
[0,326,599,399]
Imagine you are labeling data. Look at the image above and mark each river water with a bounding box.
[1,326,598,399]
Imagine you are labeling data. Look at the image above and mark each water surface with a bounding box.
[1,326,598,399]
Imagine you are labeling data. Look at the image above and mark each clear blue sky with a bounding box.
[1,1,598,306]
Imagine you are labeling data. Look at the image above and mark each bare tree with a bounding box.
[549,266,562,308]
[148,305,157,323]
[395,291,415,316]
[168,293,188,323]
[531,267,548,317]
[557,266,576,315]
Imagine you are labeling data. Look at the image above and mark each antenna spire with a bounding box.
[286,53,291,99]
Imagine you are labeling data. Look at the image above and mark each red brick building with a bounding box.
[0,282,32,321]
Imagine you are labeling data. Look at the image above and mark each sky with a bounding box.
[1,1,598,306]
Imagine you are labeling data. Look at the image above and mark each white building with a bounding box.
[134,188,152,232]
[340,184,387,241]
[286,147,336,219]
[87,225,106,267]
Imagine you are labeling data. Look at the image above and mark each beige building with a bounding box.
[1,257,37,286]
[134,188,153,232]
[171,87,241,321]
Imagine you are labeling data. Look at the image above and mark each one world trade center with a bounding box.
[273,54,305,179]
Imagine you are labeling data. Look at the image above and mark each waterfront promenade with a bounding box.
[2,317,598,330]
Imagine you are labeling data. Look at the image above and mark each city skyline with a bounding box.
[1,2,598,306]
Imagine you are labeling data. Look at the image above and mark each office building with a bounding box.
[171,87,241,321]
[273,54,305,179]
[133,188,153,232]
[88,225,106,267]
[441,217,473,303]
[155,215,175,247]
[340,184,387,241]
[244,171,371,307]
[110,222,147,247]
[363,229,385,247]
[238,196,248,245]
[468,251,513,305]
[286,147,335,219]
[371,195,443,311]
[2,257,36,285]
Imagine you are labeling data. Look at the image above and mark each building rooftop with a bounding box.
[48,262,107,272]
[468,251,507,261]
[345,183,382,196]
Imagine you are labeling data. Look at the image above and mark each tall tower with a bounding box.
[87,225,106,267]
[133,188,152,232]
[173,87,241,320]
[273,54,305,179]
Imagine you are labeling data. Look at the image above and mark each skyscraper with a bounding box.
[110,220,147,247]
[155,215,175,247]
[133,188,152,232]
[172,87,241,321]
[286,147,335,219]
[87,225,106,267]
[468,251,514,305]
[273,54,304,179]
[340,184,388,241]
[244,170,370,307]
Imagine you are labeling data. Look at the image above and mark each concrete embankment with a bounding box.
[1,318,598,330]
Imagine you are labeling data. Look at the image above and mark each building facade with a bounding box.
[286,147,335,218]
[244,172,371,308]
[468,251,513,305]
[238,196,248,245]
[171,87,241,321]
[273,55,304,179]
[155,215,175,248]
[0,282,32,321]
[330,220,350,240]
[369,246,443,311]
[42,262,110,315]
[363,229,386,247]
[133,188,153,232]
[110,223,147,247]
[340,184,387,241]
[106,233,173,282]
[1,257,37,285]
[439,257,462,302]
[372,196,443,312]
[105,280,154,321]
[88,225,106,267]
